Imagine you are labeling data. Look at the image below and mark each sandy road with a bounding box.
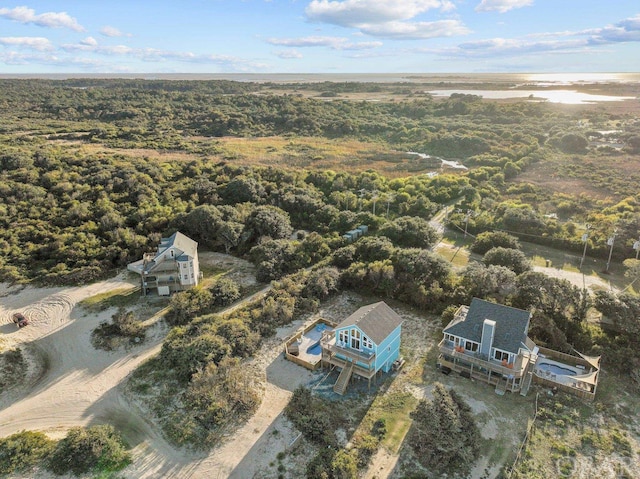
[0,270,316,479]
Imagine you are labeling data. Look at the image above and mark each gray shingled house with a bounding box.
[438,298,538,395]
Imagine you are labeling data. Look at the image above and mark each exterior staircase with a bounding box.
[520,371,534,396]
[333,361,354,395]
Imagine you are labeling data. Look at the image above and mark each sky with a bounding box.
[0,1,639,74]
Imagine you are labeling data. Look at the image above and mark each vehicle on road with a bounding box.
[12,312,29,328]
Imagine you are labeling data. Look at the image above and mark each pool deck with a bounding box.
[284,318,337,370]
[532,347,601,399]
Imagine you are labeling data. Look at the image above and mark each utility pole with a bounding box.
[463,210,473,238]
[386,194,395,218]
[634,236,640,260]
[605,228,617,273]
[579,224,591,270]
[371,190,379,215]
[357,188,366,212]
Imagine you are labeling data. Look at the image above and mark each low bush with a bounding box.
[0,430,55,475]
[91,308,145,350]
[46,425,130,476]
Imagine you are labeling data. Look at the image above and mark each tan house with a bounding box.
[128,231,200,296]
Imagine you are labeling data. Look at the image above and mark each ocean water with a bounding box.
[428,89,637,104]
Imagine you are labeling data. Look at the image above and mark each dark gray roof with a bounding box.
[337,302,403,345]
[443,298,531,354]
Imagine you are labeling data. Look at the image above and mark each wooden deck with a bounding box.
[438,339,536,394]
[320,331,377,380]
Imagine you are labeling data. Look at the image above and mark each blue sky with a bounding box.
[0,1,639,73]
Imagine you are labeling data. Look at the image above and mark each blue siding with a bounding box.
[374,324,402,373]
[333,324,402,374]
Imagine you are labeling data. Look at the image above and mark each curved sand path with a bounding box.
[0,270,314,479]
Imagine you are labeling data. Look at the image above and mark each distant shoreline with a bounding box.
[1,72,639,84]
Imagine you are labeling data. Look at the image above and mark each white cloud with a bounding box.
[306,0,447,26]
[100,25,132,38]
[0,36,53,51]
[359,19,469,39]
[584,14,640,44]
[436,14,640,59]
[275,49,303,59]
[475,0,533,14]
[80,36,98,46]
[0,6,84,31]
[59,40,267,71]
[305,0,464,40]
[267,35,382,50]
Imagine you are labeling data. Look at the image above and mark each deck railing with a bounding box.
[320,331,376,371]
[438,338,531,378]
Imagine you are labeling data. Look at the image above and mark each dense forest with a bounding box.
[1,79,639,286]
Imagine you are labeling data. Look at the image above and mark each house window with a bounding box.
[351,329,361,351]
[494,350,510,362]
[465,341,478,352]
[170,250,174,257]
[362,335,373,350]
[338,330,348,346]
[183,274,188,280]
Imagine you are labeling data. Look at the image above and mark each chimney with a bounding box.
[480,319,495,358]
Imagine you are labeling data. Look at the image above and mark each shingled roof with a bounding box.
[443,298,531,354]
[158,231,197,259]
[142,231,198,273]
[337,302,403,345]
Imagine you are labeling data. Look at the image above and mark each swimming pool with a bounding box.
[307,342,322,355]
[536,361,578,376]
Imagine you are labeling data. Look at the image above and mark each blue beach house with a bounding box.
[321,302,403,394]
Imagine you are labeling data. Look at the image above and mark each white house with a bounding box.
[127,231,200,296]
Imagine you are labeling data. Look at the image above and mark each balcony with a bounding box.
[438,338,533,378]
[320,331,376,379]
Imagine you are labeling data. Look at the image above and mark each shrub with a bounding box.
[209,278,241,306]
[166,288,215,326]
[482,247,531,275]
[0,430,55,475]
[91,308,145,350]
[47,425,130,476]
[471,231,521,254]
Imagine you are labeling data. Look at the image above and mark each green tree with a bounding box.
[482,247,531,275]
[245,205,293,241]
[470,231,521,255]
[209,278,241,306]
[47,425,130,476]
[409,383,480,474]
[378,216,441,249]
[0,430,55,475]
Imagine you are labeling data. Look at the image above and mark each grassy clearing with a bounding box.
[376,392,418,453]
[79,286,141,312]
[198,264,230,288]
[434,242,471,267]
